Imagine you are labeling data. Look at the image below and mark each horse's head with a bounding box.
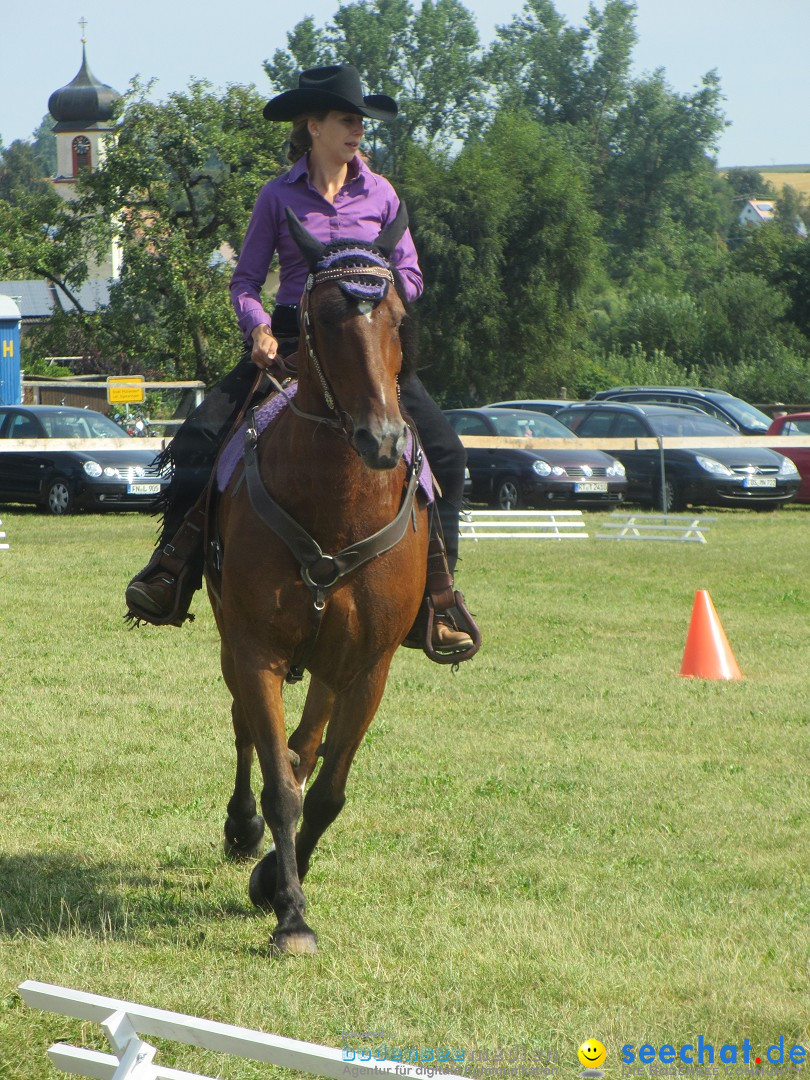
[286,204,411,470]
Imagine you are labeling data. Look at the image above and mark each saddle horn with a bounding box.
[374,200,409,257]
[285,207,327,270]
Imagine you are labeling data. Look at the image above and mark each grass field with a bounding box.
[0,507,808,1079]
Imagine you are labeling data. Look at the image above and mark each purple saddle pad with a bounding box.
[216,382,434,502]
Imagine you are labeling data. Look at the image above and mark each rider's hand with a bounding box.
[250,324,279,370]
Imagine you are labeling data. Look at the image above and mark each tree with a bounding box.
[400,111,601,403]
[723,166,772,203]
[485,0,637,144]
[264,0,486,177]
[77,79,288,382]
[0,179,93,310]
[599,70,727,268]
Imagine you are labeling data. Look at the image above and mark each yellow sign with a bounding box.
[107,376,145,404]
[2,340,13,358]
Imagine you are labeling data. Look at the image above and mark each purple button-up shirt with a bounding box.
[230,155,423,342]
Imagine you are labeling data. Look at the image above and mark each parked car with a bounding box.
[767,412,810,502]
[0,405,170,515]
[444,407,627,510]
[486,398,572,416]
[590,386,773,435]
[555,402,800,511]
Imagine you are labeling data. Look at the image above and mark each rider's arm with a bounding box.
[230,184,279,352]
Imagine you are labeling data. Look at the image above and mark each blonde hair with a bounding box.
[287,112,329,164]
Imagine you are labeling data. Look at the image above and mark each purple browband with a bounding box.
[317,247,389,271]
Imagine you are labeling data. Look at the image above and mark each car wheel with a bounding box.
[659,477,684,513]
[495,476,521,511]
[43,478,74,515]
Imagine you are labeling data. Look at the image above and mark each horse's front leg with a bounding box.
[237,661,316,955]
[249,676,336,909]
[295,655,394,877]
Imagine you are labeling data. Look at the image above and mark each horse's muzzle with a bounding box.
[352,420,408,470]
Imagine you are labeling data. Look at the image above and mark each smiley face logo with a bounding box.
[578,1040,607,1070]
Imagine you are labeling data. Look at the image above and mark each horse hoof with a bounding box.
[271,929,318,955]
[223,814,265,861]
[248,848,277,910]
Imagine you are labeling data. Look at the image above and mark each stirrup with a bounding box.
[403,591,482,665]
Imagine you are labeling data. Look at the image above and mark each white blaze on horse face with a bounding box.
[357,300,374,321]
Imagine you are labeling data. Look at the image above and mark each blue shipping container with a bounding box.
[0,295,21,405]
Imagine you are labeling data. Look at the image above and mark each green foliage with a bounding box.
[600,69,727,265]
[486,0,637,134]
[723,166,773,202]
[403,111,601,403]
[265,0,486,176]
[78,79,288,382]
[572,342,699,397]
[0,0,808,403]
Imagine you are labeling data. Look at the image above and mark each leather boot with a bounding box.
[125,503,206,626]
[431,612,474,653]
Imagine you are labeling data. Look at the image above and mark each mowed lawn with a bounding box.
[0,506,807,1078]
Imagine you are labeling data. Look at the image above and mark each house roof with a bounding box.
[0,279,110,319]
[742,199,776,222]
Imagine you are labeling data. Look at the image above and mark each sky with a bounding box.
[2,0,808,169]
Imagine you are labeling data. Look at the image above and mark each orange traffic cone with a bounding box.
[679,589,743,680]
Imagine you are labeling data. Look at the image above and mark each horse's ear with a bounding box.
[375,200,409,257]
[285,206,326,270]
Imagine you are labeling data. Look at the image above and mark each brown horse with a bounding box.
[207,206,429,954]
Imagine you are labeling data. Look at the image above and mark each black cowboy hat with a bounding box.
[263,64,397,122]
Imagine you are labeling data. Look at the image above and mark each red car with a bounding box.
[768,413,810,502]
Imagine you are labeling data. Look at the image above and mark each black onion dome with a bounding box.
[48,46,120,124]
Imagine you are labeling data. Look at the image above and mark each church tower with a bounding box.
[47,21,122,279]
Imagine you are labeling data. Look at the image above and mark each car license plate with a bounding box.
[574,481,608,493]
[742,477,776,488]
[128,483,161,495]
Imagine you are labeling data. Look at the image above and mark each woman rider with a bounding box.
[125,64,473,655]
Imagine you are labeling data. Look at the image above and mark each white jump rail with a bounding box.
[460,509,588,540]
[18,981,466,1080]
[596,512,714,543]
[0,517,7,550]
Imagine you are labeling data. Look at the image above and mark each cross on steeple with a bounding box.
[79,16,87,44]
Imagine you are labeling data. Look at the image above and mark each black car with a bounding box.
[555,402,800,511]
[590,386,773,435]
[0,405,170,515]
[444,407,627,509]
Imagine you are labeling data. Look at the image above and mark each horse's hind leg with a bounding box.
[223,702,265,860]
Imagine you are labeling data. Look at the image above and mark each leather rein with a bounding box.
[241,260,422,682]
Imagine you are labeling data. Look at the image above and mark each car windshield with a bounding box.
[718,396,771,431]
[646,413,740,438]
[40,411,128,439]
[487,411,575,439]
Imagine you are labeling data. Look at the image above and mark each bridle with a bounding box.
[286,252,397,436]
